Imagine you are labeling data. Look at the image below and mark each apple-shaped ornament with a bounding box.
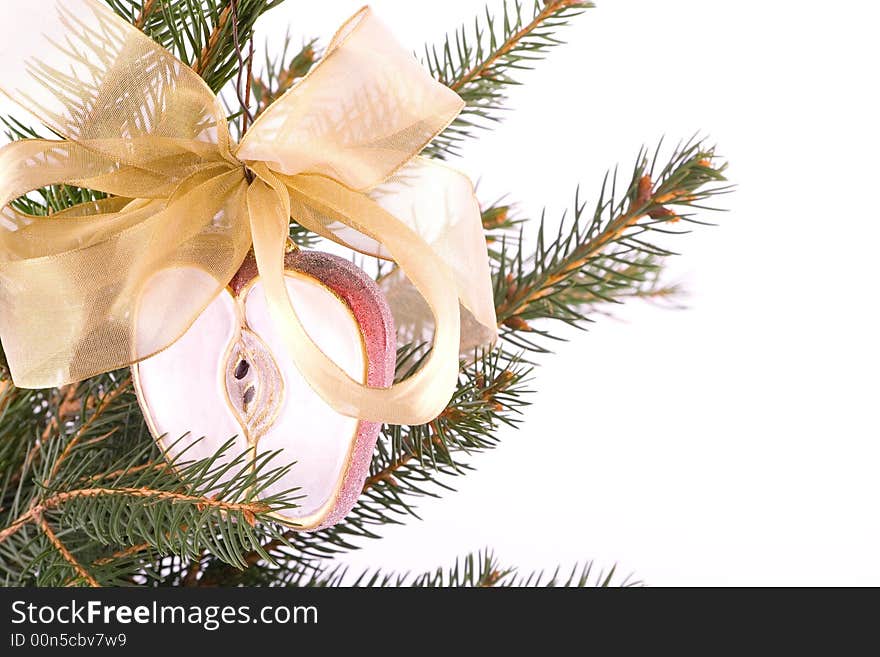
[132,248,395,530]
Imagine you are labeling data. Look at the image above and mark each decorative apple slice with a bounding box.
[132,249,395,530]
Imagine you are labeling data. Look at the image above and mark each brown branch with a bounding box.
[79,461,171,485]
[193,4,234,75]
[0,379,14,410]
[450,0,585,92]
[496,213,642,323]
[495,173,684,324]
[134,0,158,29]
[0,487,268,545]
[36,514,100,587]
[362,455,413,490]
[229,0,255,132]
[359,409,486,492]
[91,521,191,569]
[16,385,78,481]
[74,428,121,452]
[478,570,503,587]
[243,40,254,132]
[631,285,681,301]
[0,512,34,545]
[93,542,152,567]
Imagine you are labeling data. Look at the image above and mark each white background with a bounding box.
[6,0,879,585]
[254,0,880,586]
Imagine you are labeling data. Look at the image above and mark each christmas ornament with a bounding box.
[133,249,395,529]
[0,0,498,526]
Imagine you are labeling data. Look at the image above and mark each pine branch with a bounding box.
[251,36,319,116]
[483,199,526,245]
[0,368,302,585]
[35,514,100,587]
[425,0,594,158]
[494,137,731,351]
[0,486,274,553]
[193,3,234,76]
[1,452,296,585]
[104,0,285,92]
[238,549,640,587]
[133,0,158,28]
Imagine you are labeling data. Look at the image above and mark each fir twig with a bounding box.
[0,488,270,546]
[448,1,590,93]
[0,371,300,585]
[105,0,284,92]
[193,4,234,77]
[133,0,157,29]
[494,137,731,350]
[36,514,100,587]
[92,541,153,567]
[425,0,594,157]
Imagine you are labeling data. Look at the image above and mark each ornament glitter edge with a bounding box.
[132,249,396,531]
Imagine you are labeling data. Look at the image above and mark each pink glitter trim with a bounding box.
[286,251,395,530]
[231,250,394,529]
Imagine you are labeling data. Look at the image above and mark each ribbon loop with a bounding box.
[0,1,497,426]
[238,8,464,190]
[0,0,232,166]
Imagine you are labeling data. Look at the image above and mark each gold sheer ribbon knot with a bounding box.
[0,1,497,425]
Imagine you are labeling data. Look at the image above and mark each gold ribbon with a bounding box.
[0,1,497,425]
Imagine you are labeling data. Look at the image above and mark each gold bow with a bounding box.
[0,1,497,425]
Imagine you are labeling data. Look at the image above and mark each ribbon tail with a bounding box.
[247,166,461,425]
[0,169,250,388]
[295,157,499,359]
